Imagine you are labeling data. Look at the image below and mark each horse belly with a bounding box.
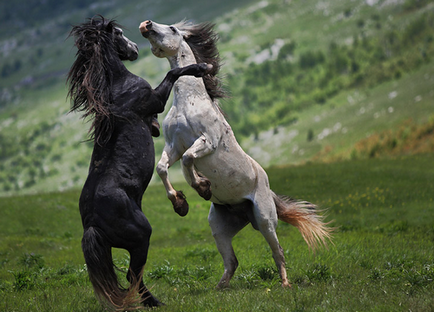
[192,149,256,205]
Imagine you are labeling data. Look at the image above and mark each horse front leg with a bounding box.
[152,63,212,111]
[182,134,216,200]
[156,147,189,216]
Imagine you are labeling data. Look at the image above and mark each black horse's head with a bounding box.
[111,23,139,61]
[72,16,139,61]
[67,16,139,145]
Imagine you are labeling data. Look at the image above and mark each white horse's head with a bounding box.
[139,19,226,100]
[139,20,190,58]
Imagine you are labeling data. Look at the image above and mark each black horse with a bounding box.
[67,16,210,309]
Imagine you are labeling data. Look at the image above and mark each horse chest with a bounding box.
[164,106,204,145]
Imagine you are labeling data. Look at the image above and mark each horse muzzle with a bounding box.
[127,42,139,61]
[139,20,153,38]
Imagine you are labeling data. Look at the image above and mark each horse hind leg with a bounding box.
[251,195,291,288]
[123,211,163,307]
[127,247,163,307]
[208,203,248,289]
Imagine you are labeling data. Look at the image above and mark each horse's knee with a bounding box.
[156,161,167,177]
[182,152,194,168]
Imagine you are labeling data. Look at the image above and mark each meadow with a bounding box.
[1,154,433,311]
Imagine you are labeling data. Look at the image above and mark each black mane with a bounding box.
[67,16,121,145]
[176,21,227,101]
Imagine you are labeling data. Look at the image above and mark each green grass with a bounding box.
[1,154,433,311]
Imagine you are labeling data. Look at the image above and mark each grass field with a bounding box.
[1,154,433,311]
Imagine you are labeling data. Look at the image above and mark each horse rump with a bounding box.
[272,192,333,251]
[82,227,144,311]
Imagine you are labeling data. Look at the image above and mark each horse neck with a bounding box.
[167,41,210,104]
[105,51,129,78]
[168,41,197,69]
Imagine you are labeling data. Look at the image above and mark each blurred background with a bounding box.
[0,0,433,196]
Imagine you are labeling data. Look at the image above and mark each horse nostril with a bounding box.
[139,20,153,34]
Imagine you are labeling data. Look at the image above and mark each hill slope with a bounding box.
[0,0,433,196]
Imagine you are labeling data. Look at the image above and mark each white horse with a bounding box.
[140,20,332,288]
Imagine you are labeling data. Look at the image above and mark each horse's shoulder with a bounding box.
[124,72,151,89]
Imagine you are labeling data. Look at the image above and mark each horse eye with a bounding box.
[169,26,177,33]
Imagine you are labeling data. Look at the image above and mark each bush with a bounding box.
[307,129,314,142]
[299,51,325,69]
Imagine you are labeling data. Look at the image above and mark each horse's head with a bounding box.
[139,20,186,58]
[112,26,139,61]
[140,19,226,101]
[68,16,140,145]
[71,16,139,62]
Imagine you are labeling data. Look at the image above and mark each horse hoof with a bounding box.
[174,191,189,217]
[201,188,212,201]
[142,295,164,307]
[196,179,212,200]
[175,204,189,217]
[216,282,230,290]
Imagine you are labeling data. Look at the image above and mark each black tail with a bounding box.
[82,227,142,310]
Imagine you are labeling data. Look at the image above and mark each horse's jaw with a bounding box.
[167,41,196,69]
[150,45,166,58]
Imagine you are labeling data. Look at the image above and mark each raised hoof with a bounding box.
[173,191,189,217]
[281,281,292,288]
[194,63,213,77]
[196,179,212,200]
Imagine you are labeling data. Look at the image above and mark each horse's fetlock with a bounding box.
[167,190,177,202]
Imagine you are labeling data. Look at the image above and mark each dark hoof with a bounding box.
[194,63,213,77]
[196,179,212,200]
[201,188,212,201]
[173,191,189,217]
[142,295,164,307]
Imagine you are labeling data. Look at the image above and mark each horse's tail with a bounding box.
[272,192,333,251]
[82,227,142,311]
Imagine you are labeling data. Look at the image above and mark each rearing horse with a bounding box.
[140,20,333,289]
[67,16,210,309]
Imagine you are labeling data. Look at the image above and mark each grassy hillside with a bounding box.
[242,60,434,167]
[0,155,433,311]
[0,0,433,197]
[218,0,434,137]
[0,0,259,196]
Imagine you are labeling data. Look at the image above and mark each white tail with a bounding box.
[273,192,333,251]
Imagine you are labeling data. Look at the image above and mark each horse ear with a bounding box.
[106,21,114,33]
